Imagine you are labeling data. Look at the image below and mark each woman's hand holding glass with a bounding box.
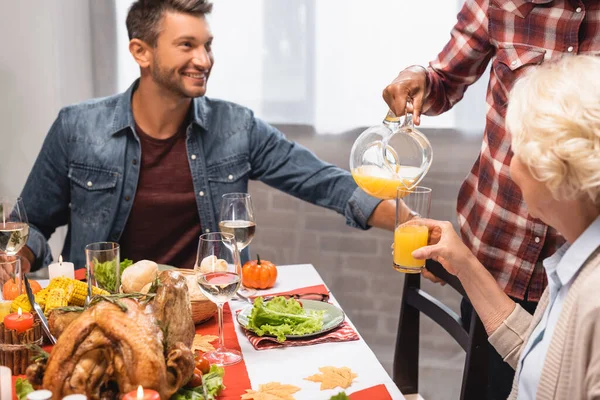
[407,218,481,278]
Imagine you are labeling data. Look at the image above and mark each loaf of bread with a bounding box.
[121,260,158,293]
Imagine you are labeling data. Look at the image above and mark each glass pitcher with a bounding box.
[349,110,433,200]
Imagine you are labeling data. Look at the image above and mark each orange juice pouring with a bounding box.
[351,165,419,200]
[393,186,432,273]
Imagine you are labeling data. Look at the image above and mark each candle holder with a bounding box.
[0,320,42,374]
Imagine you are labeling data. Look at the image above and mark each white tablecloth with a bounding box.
[230,264,405,400]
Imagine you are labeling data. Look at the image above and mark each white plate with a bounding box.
[236,299,345,339]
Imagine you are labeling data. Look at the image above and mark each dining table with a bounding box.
[224,263,405,400]
[8,264,405,400]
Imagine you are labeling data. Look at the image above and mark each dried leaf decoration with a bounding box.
[305,366,358,390]
[241,382,301,400]
[192,334,218,353]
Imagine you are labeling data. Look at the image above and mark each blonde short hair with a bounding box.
[507,55,600,205]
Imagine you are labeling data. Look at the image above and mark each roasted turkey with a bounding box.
[28,271,196,399]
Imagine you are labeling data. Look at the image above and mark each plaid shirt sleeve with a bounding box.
[423,0,494,115]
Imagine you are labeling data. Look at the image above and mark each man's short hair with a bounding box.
[126,0,213,46]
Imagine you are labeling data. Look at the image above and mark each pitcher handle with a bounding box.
[383,102,415,131]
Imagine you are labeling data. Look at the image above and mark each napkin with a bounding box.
[243,320,360,350]
[349,384,393,400]
[74,268,86,281]
[249,284,330,301]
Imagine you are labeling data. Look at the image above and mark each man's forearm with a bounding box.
[367,199,416,231]
[457,259,516,335]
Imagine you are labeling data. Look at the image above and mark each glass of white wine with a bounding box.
[219,193,256,297]
[194,232,243,366]
[0,197,29,256]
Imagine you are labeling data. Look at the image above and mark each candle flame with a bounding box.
[18,307,22,317]
[59,255,63,265]
[137,385,144,400]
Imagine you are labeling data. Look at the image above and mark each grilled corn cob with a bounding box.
[10,293,32,313]
[9,287,50,313]
[47,277,109,306]
[44,288,68,313]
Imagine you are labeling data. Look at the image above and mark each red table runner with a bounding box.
[194,303,251,399]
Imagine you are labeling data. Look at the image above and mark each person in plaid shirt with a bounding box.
[382,1,600,398]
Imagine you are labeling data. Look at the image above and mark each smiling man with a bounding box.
[17,0,403,273]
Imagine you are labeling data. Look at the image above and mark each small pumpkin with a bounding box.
[2,279,42,300]
[242,254,277,289]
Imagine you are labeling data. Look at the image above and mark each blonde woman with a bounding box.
[410,55,600,399]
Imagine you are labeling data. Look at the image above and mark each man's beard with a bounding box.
[151,58,205,99]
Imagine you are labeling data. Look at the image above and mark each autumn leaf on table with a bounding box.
[241,382,301,400]
[305,366,358,390]
[192,334,219,353]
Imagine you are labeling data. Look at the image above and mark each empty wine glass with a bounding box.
[219,193,256,297]
[194,232,243,366]
[0,197,29,256]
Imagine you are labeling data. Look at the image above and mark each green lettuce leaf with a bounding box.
[94,258,134,292]
[329,393,350,400]
[170,364,225,400]
[246,296,325,342]
[203,364,226,399]
[15,378,34,400]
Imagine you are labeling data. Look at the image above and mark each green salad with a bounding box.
[171,365,225,400]
[15,378,34,400]
[94,258,134,292]
[246,296,325,342]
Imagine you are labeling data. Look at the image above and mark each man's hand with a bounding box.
[422,267,447,286]
[367,199,420,231]
[382,65,429,125]
[17,246,34,273]
[367,200,396,231]
[0,248,33,282]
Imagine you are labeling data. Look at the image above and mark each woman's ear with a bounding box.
[129,38,152,69]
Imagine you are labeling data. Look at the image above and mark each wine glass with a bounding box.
[219,193,256,297]
[0,197,29,256]
[194,232,243,366]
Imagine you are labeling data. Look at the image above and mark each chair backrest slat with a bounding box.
[406,287,469,350]
[393,260,489,399]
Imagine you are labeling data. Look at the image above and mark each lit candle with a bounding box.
[48,255,75,280]
[0,366,11,400]
[122,385,160,400]
[26,390,53,400]
[3,307,34,333]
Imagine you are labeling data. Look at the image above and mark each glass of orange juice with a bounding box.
[394,186,432,273]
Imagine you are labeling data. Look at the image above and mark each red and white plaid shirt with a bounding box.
[423,0,600,301]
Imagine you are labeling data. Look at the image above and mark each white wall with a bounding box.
[313,1,458,132]
[0,0,95,262]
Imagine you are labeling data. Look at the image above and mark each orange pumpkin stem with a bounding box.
[256,254,261,265]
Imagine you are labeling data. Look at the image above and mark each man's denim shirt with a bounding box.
[21,81,381,271]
